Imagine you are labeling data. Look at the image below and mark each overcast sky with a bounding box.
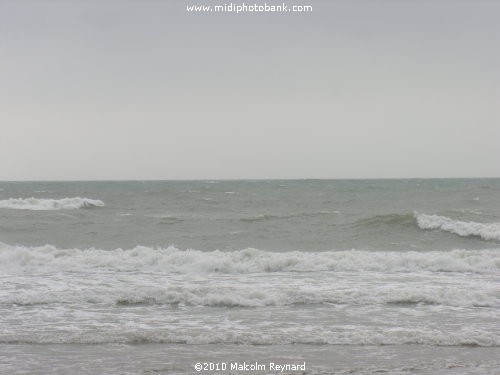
[1,0,499,180]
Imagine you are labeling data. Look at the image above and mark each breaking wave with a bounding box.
[1,327,497,346]
[0,243,498,275]
[4,282,497,308]
[416,213,500,241]
[0,197,104,210]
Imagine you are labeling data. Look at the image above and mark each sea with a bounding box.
[0,179,499,375]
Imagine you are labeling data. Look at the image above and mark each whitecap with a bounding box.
[415,213,500,241]
[0,197,104,210]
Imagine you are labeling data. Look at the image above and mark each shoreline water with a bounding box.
[1,179,499,374]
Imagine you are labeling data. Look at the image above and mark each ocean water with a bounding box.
[0,179,499,375]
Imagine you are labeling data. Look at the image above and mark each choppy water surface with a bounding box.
[0,179,499,374]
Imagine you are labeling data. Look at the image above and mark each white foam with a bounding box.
[0,243,498,275]
[416,213,500,241]
[4,280,497,308]
[1,326,497,346]
[0,197,104,210]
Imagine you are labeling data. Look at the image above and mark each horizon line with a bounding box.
[1,176,500,183]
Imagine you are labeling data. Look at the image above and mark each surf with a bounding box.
[0,197,105,210]
[416,213,500,241]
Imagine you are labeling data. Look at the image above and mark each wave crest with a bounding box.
[240,211,338,222]
[416,213,500,241]
[0,197,104,210]
[0,243,498,275]
[353,213,416,228]
[1,327,497,346]
[6,283,496,308]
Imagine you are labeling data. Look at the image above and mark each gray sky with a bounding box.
[1,0,499,180]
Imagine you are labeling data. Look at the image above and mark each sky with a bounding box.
[1,0,499,180]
